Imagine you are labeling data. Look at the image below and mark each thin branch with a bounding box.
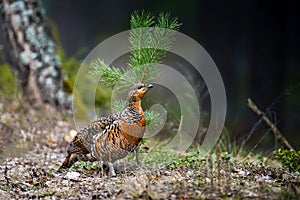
[247,98,295,151]
[238,114,263,156]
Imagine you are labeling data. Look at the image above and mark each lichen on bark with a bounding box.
[0,0,71,114]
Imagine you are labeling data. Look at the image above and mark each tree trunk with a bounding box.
[0,0,71,114]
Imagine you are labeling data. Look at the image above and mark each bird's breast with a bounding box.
[120,122,145,140]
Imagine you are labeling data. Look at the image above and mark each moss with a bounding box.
[0,63,16,96]
[274,149,300,172]
[57,49,111,115]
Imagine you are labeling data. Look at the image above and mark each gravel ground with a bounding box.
[0,113,299,199]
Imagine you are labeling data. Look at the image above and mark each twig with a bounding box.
[238,114,263,156]
[4,160,10,186]
[247,98,295,151]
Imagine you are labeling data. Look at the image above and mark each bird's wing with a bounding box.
[67,113,120,154]
[91,120,145,159]
[91,120,130,162]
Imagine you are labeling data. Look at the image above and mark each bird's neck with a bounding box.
[122,99,145,124]
[127,99,142,111]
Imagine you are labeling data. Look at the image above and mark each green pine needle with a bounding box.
[129,11,182,83]
[157,12,182,30]
[144,110,163,130]
[90,11,181,86]
[89,11,181,130]
[89,59,134,87]
[130,10,155,29]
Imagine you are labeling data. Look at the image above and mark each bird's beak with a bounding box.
[147,84,154,89]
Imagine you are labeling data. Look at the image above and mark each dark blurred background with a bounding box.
[1,0,300,149]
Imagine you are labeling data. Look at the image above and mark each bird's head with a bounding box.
[127,83,154,102]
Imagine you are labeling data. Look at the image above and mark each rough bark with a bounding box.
[0,0,71,114]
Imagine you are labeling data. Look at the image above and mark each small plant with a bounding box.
[75,161,100,170]
[274,148,300,172]
[141,147,206,169]
[89,11,181,87]
[89,10,181,127]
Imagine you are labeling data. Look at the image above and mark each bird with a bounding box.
[58,83,154,176]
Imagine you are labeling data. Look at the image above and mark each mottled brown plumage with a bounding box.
[59,83,153,175]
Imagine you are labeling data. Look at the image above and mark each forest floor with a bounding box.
[0,105,299,199]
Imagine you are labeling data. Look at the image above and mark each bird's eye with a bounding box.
[137,86,143,89]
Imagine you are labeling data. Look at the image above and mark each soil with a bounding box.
[0,112,299,199]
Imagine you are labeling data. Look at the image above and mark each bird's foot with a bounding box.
[108,162,116,177]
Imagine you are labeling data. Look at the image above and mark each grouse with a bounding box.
[59,83,154,176]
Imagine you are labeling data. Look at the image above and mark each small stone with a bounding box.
[195,190,201,195]
[186,170,193,177]
[170,194,177,200]
[164,171,171,176]
[62,179,69,185]
[64,171,80,181]
[238,170,249,177]
[205,177,211,183]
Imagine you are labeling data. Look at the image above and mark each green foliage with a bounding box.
[50,20,111,117]
[130,10,155,29]
[167,150,206,170]
[89,59,130,88]
[141,146,178,168]
[90,10,181,86]
[274,149,300,172]
[89,11,181,129]
[56,49,88,119]
[57,48,111,120]
[75,161,99,170]
[0,63,16,96]
[144,110,163,129]
[213,128,238,156]
[129,11,181,66]
[142,147,206,169]
[129,11,181,83]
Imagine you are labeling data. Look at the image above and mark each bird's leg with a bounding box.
[67,154,79,168]
[58,153,72,172]
[134,148,141,167]
[98,161,104,176]
[108,162,116,177]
